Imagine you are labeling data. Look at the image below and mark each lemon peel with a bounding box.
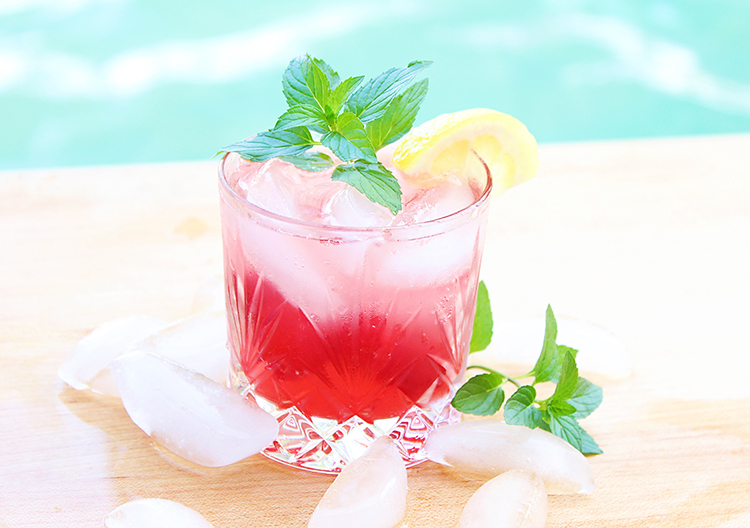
[392,108,539,192]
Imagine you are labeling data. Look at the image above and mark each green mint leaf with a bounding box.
[469,280,493,353]
[549,351,579,402]
[278,151,334,172]
[332,160,402,214]
[311,56,340,88]
[366,78,428,150]
[221,127,316,161]
[346,60,432,122]
[281,54,331,113]
[321,112,377,163]
[451,372,505,416]
[544,412,583,452]
[504,385,543,427]
[533,305,568,383]
[579,427,604,455]
[274,104,329,132]
[329,76,364,115]
[545,413,601,454]
[568,378,603,419]
[547,400,577,417]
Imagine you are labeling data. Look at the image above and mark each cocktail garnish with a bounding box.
[220,55,431,214]
[454,282,604,455]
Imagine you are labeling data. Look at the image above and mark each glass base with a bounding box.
[231,370,460,473]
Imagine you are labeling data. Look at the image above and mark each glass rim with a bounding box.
[218,153,493,235]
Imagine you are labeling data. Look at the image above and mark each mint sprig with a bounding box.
[452,286,604,455]
[221,55,432,214]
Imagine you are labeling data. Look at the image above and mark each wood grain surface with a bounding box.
[2,135,750,527]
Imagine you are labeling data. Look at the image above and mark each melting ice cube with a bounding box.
[308,436,408,528]
[236,157,304,218]
[458,470,548,528]
[81,312,230,397]
[322,185,393,228]
[397,178,477,225]
[58,315,168,394]
[104,498,214,528]
[127,311,230,385]
[425,420,594,494]
[111,350,278,467]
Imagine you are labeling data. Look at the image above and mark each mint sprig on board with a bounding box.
[221,55,431,214]
[452,284,604,455]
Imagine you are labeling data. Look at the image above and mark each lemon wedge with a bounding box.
[392,108,539,192]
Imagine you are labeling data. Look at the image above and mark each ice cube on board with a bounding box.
[128,311,230,385]
[81,311,230,397]
[308,436,408,528]
[104,498,214,528]
[458,470,548,528]
[111,350,278,467]
[58,315,168,393]
[425,420,594,494]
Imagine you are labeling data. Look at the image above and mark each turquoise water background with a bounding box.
[1,0,749,170]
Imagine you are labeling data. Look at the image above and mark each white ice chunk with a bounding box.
[425,421,594,494]
[58,315,168,393]
[129,311,230,386]
[459,470,547,528]
[470,316,633,382]
[397,178,477,225]
[238,157,306,218]
[111,350,279,467]
[104,498,214,528]
[88,312,230,398]
[322,185,392,228]
[190,276,226,314]
[308,436,408,528]
[371,221,479,287]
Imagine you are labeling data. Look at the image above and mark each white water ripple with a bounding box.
[0,0,417,98]
[461,12,750,117]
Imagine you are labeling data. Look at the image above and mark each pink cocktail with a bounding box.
[219,148,492,473]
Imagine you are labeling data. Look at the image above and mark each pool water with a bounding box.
[1,0,749,170]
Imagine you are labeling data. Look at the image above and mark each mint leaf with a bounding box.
[366,78,428,150]
[322,112,377,163]
[279,151,334,172]
[332,160,402,214]
[469,280,493,353]
[329,76,364,115]
[281,54,331,112]
[274,104,328,132]
[311,56,340,88]
[547,400,577,417]
[545,413,584,452]
[504,385,543,427]
[568,378,603,419]
[532,305,574,383]
[549,351,579,402]
[346,60,432,122]
[545,413,601,454]
[451,372,505,416]
[281,55,316,107]
[222,127,315,161]
[579,427,603,455]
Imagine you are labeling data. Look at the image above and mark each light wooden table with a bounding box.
[2,135,749,527]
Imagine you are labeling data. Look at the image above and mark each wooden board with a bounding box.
[2,135,750,527]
